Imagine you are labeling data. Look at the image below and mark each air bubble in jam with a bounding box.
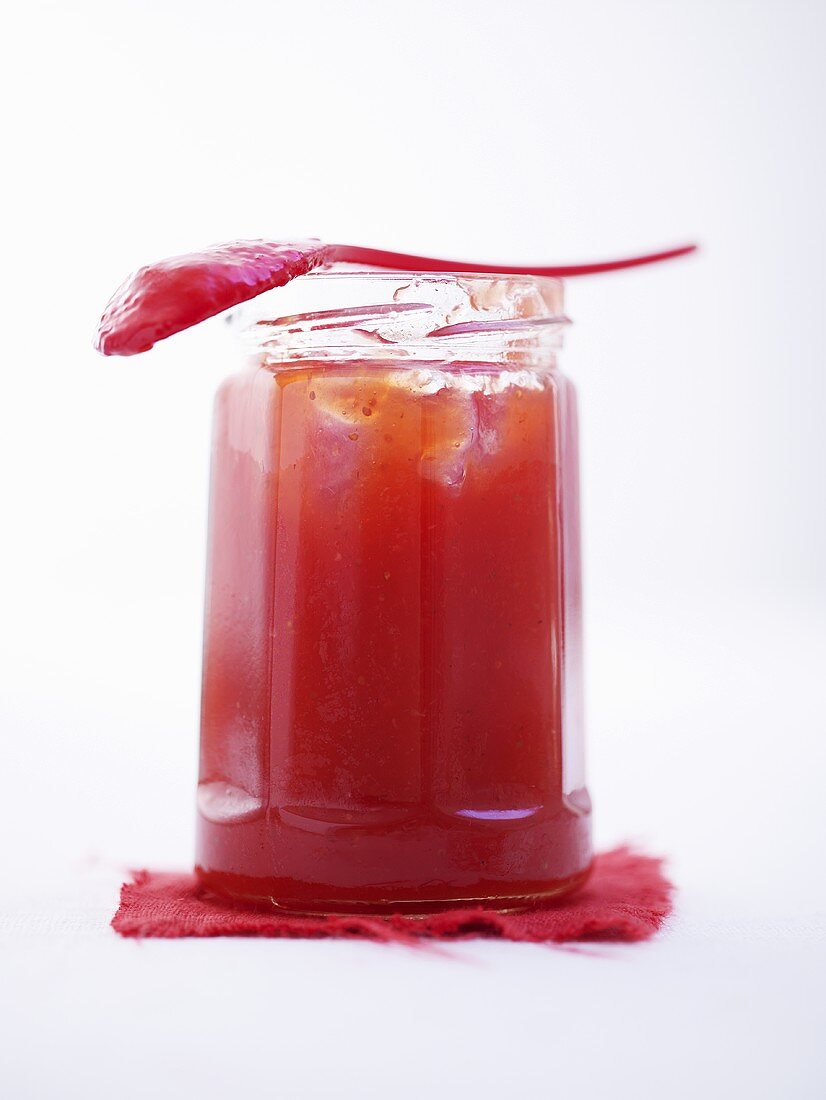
[198,781,263,824]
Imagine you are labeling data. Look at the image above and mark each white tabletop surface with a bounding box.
[2,599,824,1099]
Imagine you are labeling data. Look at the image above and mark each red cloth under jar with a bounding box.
[115,848,672,943]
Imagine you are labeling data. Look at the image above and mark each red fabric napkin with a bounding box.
[112,846,672,944]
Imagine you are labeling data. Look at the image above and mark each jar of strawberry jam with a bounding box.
[195,269,592,911]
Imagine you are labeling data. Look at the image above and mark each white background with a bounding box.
[1,1,824,1097]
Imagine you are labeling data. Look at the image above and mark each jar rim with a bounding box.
[230,267,569,367]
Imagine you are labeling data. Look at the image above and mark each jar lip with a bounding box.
[231,267,568,365]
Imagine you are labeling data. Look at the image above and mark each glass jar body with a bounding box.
[195,276,591,911]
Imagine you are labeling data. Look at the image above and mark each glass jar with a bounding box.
[195,269,591,912]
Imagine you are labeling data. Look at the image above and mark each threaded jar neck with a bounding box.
[229,268,569,369]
